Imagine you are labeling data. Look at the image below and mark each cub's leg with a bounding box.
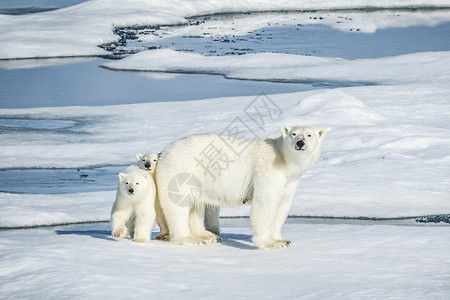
[132,202,156,243]
[111,205,133,239]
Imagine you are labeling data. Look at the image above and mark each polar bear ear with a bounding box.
[136,153,143,161]
[281,125,291,137]
[118,172,126,181]
[316,128,327,139]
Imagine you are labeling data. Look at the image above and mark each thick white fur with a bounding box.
[156,125,326,249]
[136,152,171,241]
[136,153,220,240]
[111,165,156,243]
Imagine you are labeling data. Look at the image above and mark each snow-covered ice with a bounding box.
[1,221,449,299]
[1,0,450,298]
[1,0,450,59]
[1,84,449,227]
[102,49,450,85]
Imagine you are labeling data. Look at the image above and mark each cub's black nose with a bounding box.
[145,162,150,168]
[296,140,305,149]
[128,188,134,194]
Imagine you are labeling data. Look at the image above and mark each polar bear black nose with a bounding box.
[128,188,134,194]
[145,162,150,168]
[296,140,305,149]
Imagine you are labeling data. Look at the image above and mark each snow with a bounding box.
[1,222,449,299]
[102,49,450,85]
[1,0,450,298]
[1,83,449,226]
[1,0,450,59]
[0,192,113,229]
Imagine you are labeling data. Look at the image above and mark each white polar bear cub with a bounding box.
[136,152,158,173]
[111,165,156,243]
[136,152,171,240]
[156,125,326,249]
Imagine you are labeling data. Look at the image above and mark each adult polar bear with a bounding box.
[156,125,326,249]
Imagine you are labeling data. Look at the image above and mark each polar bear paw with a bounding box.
[202,233,222,244]
[155,233,170,241]
[133,236,150,243]
[275,239,292,248]
[171,236,208,246]
[256,238,292,250]
[112,226,128,239]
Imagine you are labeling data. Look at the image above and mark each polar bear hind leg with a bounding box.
[160,194,207,246]
[204,205,220,236]
[189,203,221,244]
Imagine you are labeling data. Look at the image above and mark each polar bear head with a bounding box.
[281,125,326,154]
[136,153,158,172]
[118,166,150,200]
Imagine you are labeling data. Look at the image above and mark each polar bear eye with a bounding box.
[292,133,296,136]
[136,182,139,185]
[153,159,157,162]
[307,134,312,137]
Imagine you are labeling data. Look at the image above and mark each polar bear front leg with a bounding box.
[132,202,156,243]
[250,185,289,250]
[272,181,298,245]
[111,206,133,239]
[189,203,221,244]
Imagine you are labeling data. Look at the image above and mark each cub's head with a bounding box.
[118,167,150,200]
[281,125,326,154]
[136,152,158,172]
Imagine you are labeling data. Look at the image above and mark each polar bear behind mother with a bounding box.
[156,125,326,250]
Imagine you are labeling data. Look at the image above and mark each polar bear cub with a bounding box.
[136,152,158,173]
[111,165,156,243]
[136,152,171,240]
[156,125,326,249]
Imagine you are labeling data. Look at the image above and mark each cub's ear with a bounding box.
[317,128,327,139]
[136,153,143,161]
[280,125,291,137]
[118,172,126,181]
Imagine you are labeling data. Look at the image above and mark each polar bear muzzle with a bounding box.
[295,140,305,151]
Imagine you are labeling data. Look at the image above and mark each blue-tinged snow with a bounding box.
[1,84,449,225]
[102,49,450,85]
